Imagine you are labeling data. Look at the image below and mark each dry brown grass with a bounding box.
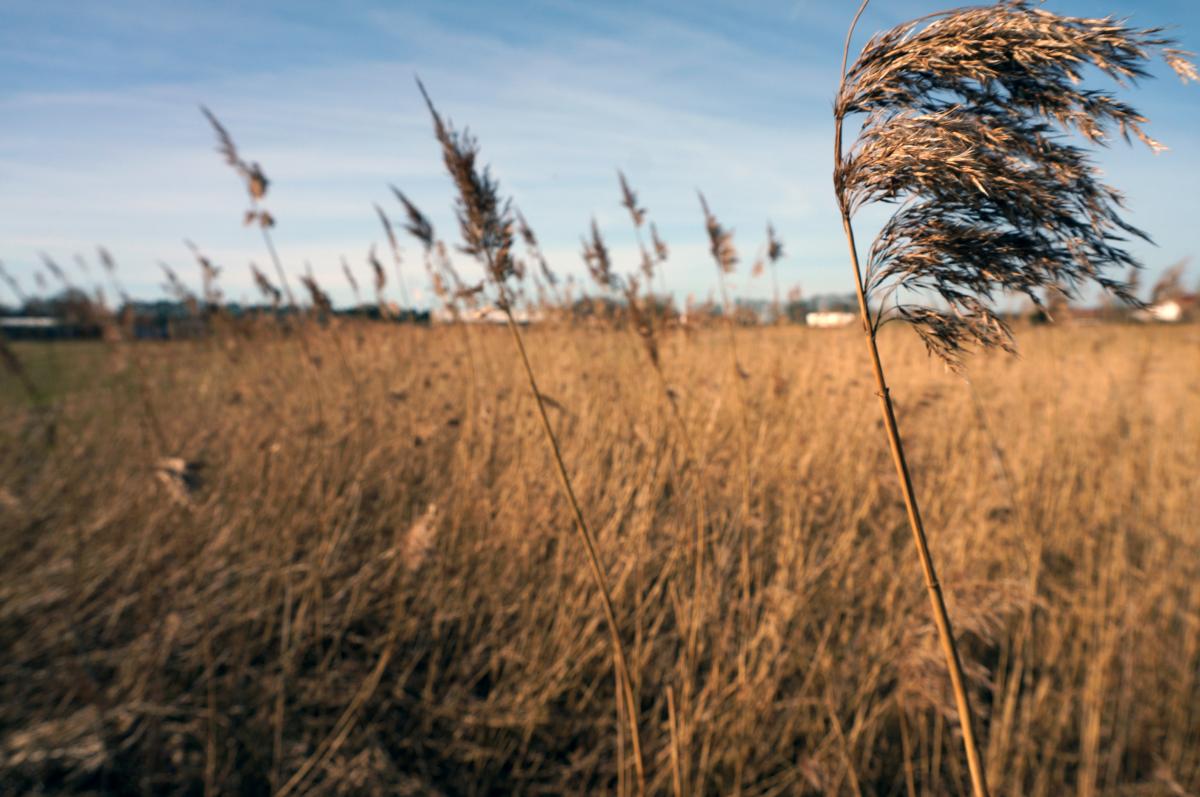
[1,321,1197,795]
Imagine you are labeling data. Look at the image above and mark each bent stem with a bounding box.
[840,206,990,797]
[833,5,988,793]
[497,298,646,796]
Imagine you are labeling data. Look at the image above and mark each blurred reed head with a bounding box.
[618,171,646,228]
[367,246,387,294]
[416,79,516,287]
[200,106,270,207]
[515,208,558,288]
[390,186,435,254]
[766,223,784,264]
[649,223,669,265]
[300,271,333,318]
[582,219,617,292]
[341,257,361,302]
[250,264,282,306]
[697,192,737,275]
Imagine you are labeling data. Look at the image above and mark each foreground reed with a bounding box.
[833,3,1196,794]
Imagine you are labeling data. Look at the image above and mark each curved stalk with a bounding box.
[835,4,989,795]
[838,208,989,797]
[498,297,646,796]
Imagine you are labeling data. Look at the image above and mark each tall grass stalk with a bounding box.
[833,2,1196,794]
[835,199,989,794]
[417,79,646,794]
[697,192,755,611]
[201,107,329,429]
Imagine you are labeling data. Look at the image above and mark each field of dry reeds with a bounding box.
[1,319,1197,795]
[2,2,1198,793]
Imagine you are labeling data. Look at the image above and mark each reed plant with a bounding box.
[416,79,647,794]
[833,3,1196,794]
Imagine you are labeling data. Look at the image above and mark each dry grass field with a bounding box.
[1,320,1197,795]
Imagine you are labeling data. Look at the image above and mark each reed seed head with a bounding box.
[618,171,646,228]
[299,271,333,317]
[341,257,361,301]
[389,186,435,253]
[650,223,669,264]
[698,192,737,274]
[250,263,282,306]
[581,219,617,291]
[367,245,387,293]
[766,223,784,263]
[417,79,516,286]
[515,208,558,287]
[201,106,271,204]
[835,0,1196,367]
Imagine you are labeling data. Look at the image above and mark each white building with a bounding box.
[432,304,543,324]
[1134,295,1196,323]
[805,311,857,328]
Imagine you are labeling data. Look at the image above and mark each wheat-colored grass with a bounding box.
[1,321,1197,795]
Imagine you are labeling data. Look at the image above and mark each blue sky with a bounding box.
[0,0,1196,308]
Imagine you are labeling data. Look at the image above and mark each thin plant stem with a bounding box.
[837,207,990,797]
[260,221,296,309]
[497,300,646,796]
[833,4,989,794]
[259,225,328,428]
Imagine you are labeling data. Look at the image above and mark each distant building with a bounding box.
[0,316,59,330]
[0,316,100,340]
[1139,295,1196,322]
[431,304,543,324]
[806,311,857,328]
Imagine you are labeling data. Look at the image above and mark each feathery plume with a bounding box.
[649,223,669,264]
[341,257,361,304]
[299,270,332,318]
[829,5,1196,794]
[367,246,386,294]
[1150,259,1190,304]
[618,170,646,228]
[390,186,435,253]
[185,241,223,307]
[515,208,559,288]
[766,223,784,264]
[697,193,737,274]
[417,78,646,790]
[201,106,269,202]
[95,247,130,307]
[373,202,409,309]
[250,264,282,306]
[159,262,194,304]
[40,254,69,287]
[834,0,1197,367]
[416,78,516,285]
[582,219,617,291]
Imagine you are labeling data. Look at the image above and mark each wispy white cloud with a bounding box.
[0,0,1196,309]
